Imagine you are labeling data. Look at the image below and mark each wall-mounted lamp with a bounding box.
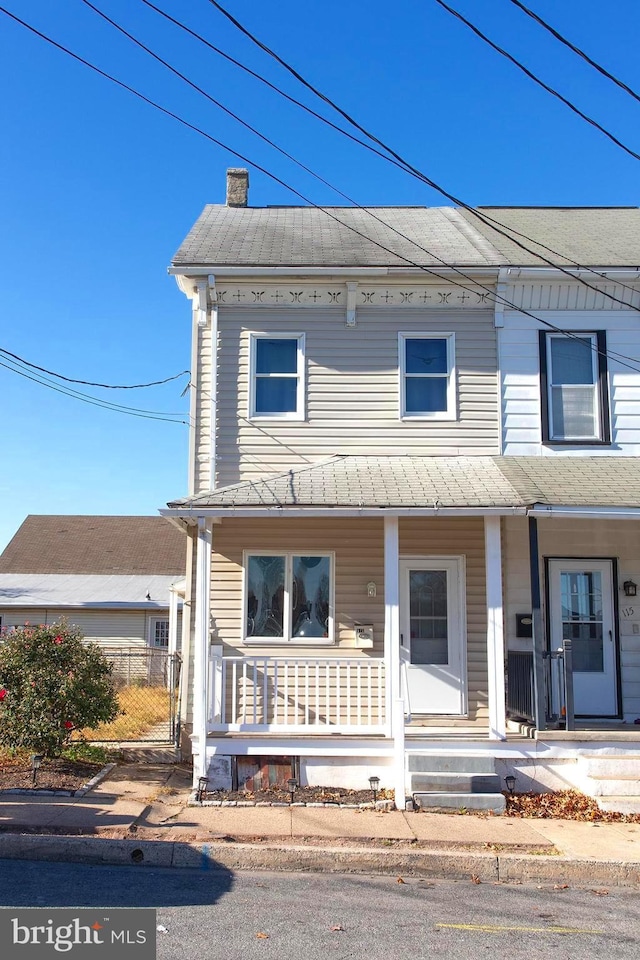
[504,774,516,795]
[366,581,377,598]
[624,580,637,598]
[196,776,209,803]
[368,775,380,803]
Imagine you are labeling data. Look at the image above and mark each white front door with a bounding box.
[549,560,619,717]
[399,557,466,715]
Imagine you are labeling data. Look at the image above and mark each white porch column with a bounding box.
[192,518,213,777]
[485,516,507,740]
[384,516,405,808]
[167,585,179,690]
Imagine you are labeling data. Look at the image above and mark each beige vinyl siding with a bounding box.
[503,516,640,721]
[0,608,156,646]
[399,518,488,726]
[208,516,488,726]
[209,307,498,489]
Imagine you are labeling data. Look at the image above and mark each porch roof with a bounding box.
[166,455,640,513]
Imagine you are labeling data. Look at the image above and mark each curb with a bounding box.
[0,833,638,887]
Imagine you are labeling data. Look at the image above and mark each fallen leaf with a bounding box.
[330,925,345,932]
[591,889,609,896]
[396,877,406,884]
[256,933,269,939]
[156,926,168,934]
[471,875,481,884]
[553,884,569,890]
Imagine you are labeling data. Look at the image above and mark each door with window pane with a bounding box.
[400,558,466,715]
[549,560,618,716]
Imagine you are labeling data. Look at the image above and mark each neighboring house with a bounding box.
[165,169,640,808]
[0,516,186,654]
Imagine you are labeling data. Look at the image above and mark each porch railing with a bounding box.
[506,646,574,730]
[208,655,387,733]
[506,651,535,724]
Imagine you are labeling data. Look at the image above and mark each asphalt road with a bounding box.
[0,859,638,960]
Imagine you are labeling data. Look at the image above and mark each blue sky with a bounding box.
[1,0,639,551]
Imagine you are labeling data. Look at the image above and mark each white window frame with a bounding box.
[399,332,457,420]
[249,333,306,421]
[149,617,170,647]
[242,550,335,645]
[546,332,601,442]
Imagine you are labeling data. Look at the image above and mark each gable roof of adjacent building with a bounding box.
[0,515,186,576]
[172,204,640,269]
[166,455,640,511]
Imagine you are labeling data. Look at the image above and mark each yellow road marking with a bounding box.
[435,923,603,935]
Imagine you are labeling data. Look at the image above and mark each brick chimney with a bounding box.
[226,167,249,207]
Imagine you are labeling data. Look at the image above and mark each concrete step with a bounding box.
[581,757,640,780]
[413,792,506,814]
[596,796,640,815]
[411,773,502,794]
[407,754,496,775]
[590,779,640,797]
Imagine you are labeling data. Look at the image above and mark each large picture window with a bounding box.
[399,333,456,419]
[249,334,305,419]
[540,331,610,443]
[245,552,333,643]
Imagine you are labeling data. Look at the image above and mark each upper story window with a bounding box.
[399,333,456,420]
[249,334,305,420]
[244,552,333,644]
[539,331,610,443]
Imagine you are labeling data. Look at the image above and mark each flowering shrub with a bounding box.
[0,621,119,756]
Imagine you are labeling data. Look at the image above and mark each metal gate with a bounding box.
[88,647,182,744]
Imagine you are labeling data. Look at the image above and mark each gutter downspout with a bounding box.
[192,518,213,781]
[494,268,509,456]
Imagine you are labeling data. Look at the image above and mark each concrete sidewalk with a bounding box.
[1,764,639,886]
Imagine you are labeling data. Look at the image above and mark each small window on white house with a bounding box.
[250,334,305,419]
[540,332,610,443]
[245,553,333,643]
[399,333,456,419]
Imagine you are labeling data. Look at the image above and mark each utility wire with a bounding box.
[505,0,640,106]
[0,356,189,422]
[203,0,640,307]
[77,1,640,372]
[3,4,640,377]
[0,345,188,389]
[432,0,640,163]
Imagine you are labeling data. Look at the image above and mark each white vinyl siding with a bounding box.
[208,308,497,489]
[501,310,640,455]
[0,608,165,647]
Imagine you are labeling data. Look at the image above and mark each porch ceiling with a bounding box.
[166,455,640,514]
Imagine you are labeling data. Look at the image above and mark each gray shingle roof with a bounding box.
[0,516,186,576]
[171,204,640,270]
[167,456,640,511]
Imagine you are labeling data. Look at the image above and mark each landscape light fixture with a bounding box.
[504,775,516,795]
[31,754,43,787]
[623,580,637,598]
[196,776,209,803]
[368,775,380,803]
[286,777,298,803]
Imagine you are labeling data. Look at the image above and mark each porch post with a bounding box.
[384,516,405,809]
[192,517,213,778]
[528,515,547,731]
[167,585,179,690]
[484,517,506,740]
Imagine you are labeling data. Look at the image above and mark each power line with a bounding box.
[0,345,188,389]
[3,4,640,378]
[505,0,640,106]
[202,0,640,309]
[432,0,640,163]
[0,355,189,423]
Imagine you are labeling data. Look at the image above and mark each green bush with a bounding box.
[0,621,120,757]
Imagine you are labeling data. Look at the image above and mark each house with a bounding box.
[164,169,640,810]
[0,515,186,655]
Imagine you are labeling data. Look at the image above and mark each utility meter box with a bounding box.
[355,624,374,648]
